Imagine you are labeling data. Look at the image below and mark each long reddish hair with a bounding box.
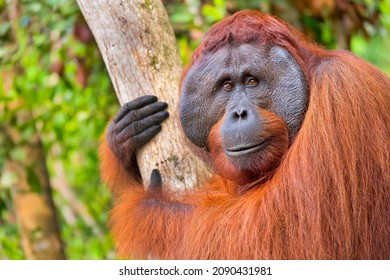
[102,10,390,259]
[180,11,390,259]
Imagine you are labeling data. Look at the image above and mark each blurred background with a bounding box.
[0,0,389,260]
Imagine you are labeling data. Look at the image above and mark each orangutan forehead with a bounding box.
[194,44,295,73]
[187,44,298,85]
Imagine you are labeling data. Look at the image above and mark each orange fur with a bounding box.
[100,11,390,259]
[99,136,137,194]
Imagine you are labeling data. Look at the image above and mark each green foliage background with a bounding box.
[0,0,389,259]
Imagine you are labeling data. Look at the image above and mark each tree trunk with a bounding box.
[77,0,211,191]
[2,100,65,260]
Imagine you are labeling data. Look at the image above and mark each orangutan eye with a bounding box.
[247,77,258,87]
[222,81,234,91]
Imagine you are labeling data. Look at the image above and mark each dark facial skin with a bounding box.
[107,44,307,182]
[180,44,308,166]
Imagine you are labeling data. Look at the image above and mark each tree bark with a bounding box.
[77,0,211,191]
